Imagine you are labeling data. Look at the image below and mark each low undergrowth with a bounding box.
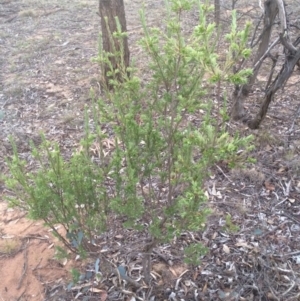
[4,0,253,282]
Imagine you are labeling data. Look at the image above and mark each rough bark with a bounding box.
[214,0,220,27]
[248,47,300,129]
[231,0,278,120]
[247,0,300,129]
[99,0,130,89]
[231,0,238,9]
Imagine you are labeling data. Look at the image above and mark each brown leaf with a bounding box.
[100,291,108,301]
[169,267,177,277]
[89,289,108,300]
[264,144,272,152]
[264,181,275,191]
[277,166,287,174]
[235,241,252,249]
[223,244,230,254]
[202,281,208,292]
[193,270,199,281]
[212,232,218,240]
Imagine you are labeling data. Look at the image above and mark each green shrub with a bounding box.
[5,0,253,282]
[5,136,109,255]
[93,0,253,280]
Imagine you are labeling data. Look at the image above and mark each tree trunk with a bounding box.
[99,0,130,89]
[231,0,238,9]
[246,0,300,129]
[248,47,300,129]
[231,0,278,120]
[214,0,220,27]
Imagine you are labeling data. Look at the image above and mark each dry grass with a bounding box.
[0,238,22,255]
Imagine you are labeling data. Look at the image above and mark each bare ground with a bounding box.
[1,0,300,300]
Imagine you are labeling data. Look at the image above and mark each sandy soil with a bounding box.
[0,202,71,301]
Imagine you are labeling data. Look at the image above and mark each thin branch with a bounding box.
[275,0,298,52]
[253,37,280,70]
[17,241,28,290]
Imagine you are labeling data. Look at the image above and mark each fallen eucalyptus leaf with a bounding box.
[223,244,230,254]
